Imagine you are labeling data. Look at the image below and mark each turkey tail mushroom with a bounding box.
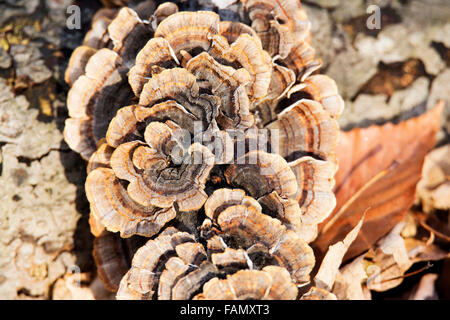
[216,204,315,283]
[116,229,217,300]
[65,0,344,300]
[242,0,310,58]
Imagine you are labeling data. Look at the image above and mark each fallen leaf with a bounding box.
[365,222,447,292]
[378,222,410,269]
[313,101,444,260]
[413,211,450,242]
[333,256,372,300]
[333,218,448,295]
[314,215,364,291]
[415,144,450,212]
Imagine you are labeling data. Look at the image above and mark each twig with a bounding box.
[414,213,450,242]
[377,262,433,284]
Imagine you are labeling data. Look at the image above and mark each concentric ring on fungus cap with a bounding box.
[65,0,346,300]
[85,119,215,237]
[215,204,315,283]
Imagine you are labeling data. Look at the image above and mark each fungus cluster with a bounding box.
[65,0,344,300]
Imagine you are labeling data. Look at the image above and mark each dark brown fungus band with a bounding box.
[224,150,298,199]
[258,191,302,232]
[210,248,251,273]
[93,231,147,292]
[107,7,153,64]
[65,0,345,300]
[65,48,133,160]
[64,46,98,87]
[204,188,262,221]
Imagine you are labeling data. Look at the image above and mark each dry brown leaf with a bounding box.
[333,256,372,300]
[415,144,450,212]
[314,102,444,260]
[314,215,364,291]
[333,218,448,296]
[364,222,413,291]
[378,222,410,269]
[365,222,447,292]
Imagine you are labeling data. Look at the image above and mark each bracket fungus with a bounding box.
[65,0,345,300]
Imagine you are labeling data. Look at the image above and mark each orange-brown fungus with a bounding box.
[64,0,344,300]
